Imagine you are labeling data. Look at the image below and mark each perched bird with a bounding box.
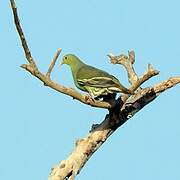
[61,54,133,99]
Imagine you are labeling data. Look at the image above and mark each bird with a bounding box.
[61,54,133,100]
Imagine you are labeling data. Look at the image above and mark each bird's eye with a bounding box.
[64,56,68,60]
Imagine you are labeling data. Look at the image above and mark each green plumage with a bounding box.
[61,54,132,99]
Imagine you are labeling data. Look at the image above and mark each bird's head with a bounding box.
[61,54,81,66]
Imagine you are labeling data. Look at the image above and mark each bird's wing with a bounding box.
[76,65,120,88]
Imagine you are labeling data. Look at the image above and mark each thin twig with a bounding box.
[128,50,135,64]
[108,51,139,84]
[10,0,36,68]
[46,48,62,79]
[154,76,180,94]
[129,63,160,92]
[120,63,159,102]
[108,52,160,102]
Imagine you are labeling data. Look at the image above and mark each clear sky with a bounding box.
[1,1,180,180]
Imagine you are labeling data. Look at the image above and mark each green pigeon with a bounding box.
[61,54,133,99]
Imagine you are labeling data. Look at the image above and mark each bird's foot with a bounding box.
[84,94,95,104]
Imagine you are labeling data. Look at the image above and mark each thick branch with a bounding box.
[48,77,180,180]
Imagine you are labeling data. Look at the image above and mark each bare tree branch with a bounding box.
[10,0,36,68]
[9,1,180,180]
[130,63,160,91]
[154,76,180,94]
[46,48,62,79]
[108,51,138,84]
[10,0,161,109]
[20,63,112,109]
[10,0,113,109]
[48,77,180,180]
[108,52,160,92]
[108,53,160,102]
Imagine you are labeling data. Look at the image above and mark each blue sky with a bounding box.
[1,0,180,180]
